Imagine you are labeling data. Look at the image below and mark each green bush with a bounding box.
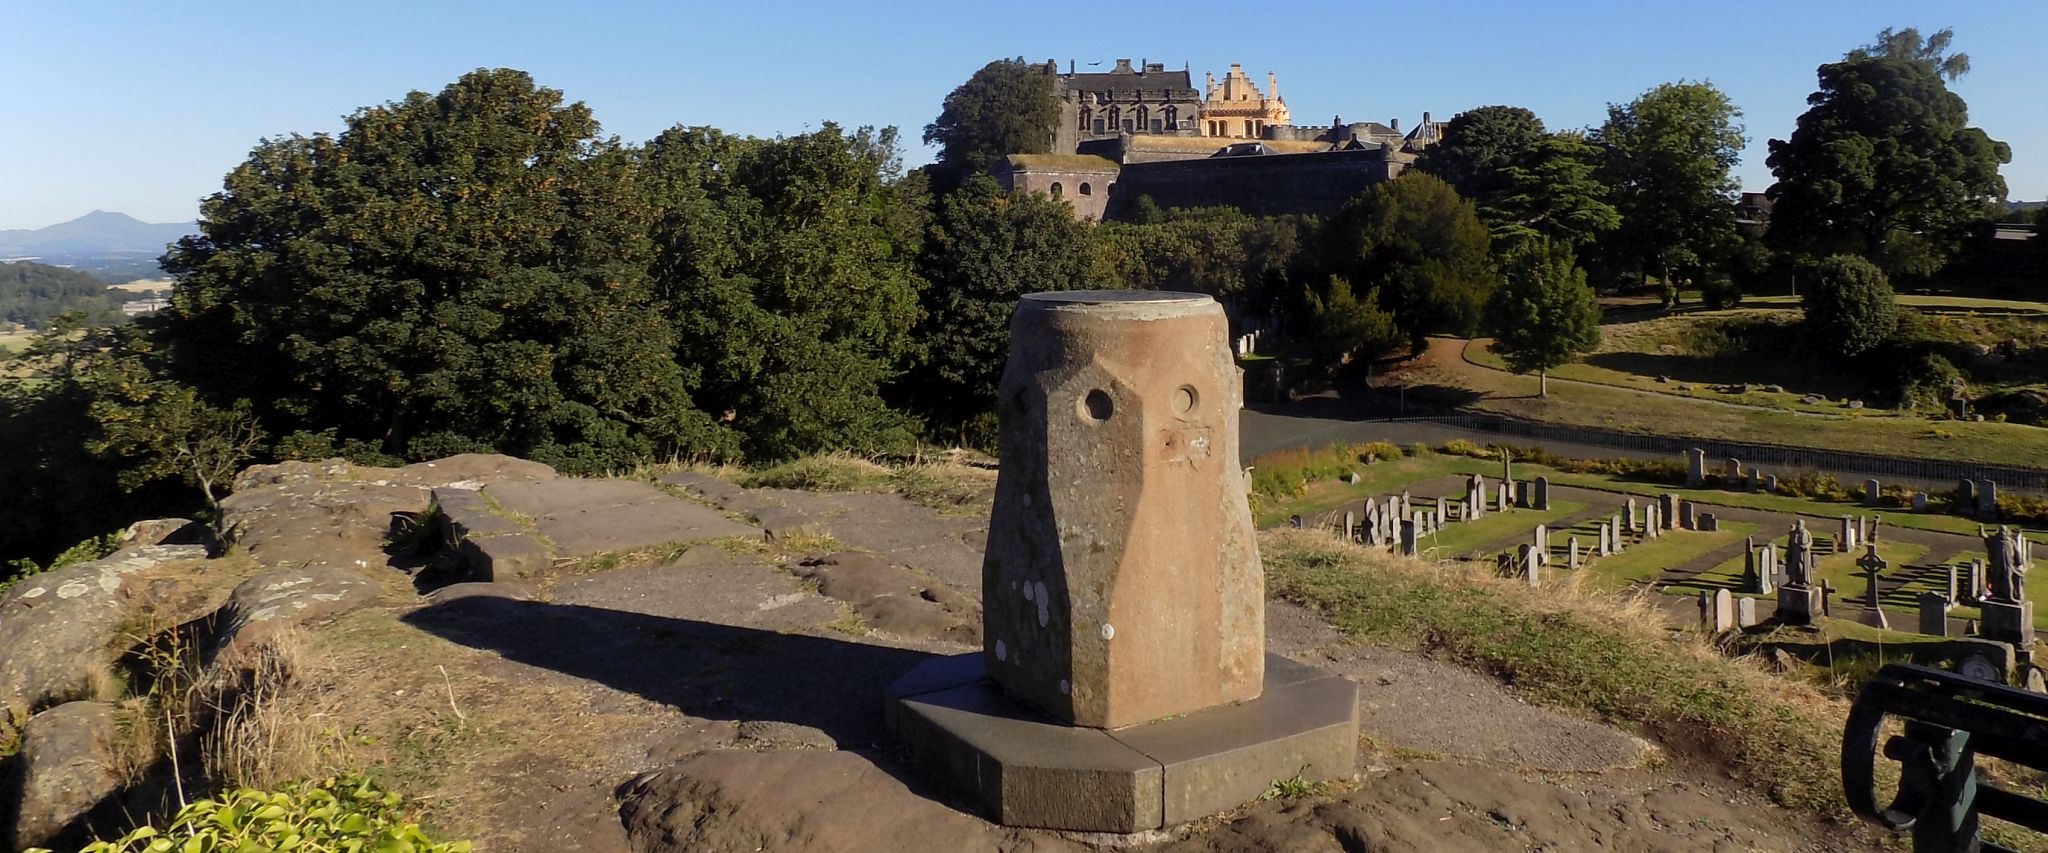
[31,775,469,853]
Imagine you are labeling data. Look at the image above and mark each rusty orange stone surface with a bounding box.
[981,290,1264,729]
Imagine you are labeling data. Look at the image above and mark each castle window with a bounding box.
[1151,119,1163,133]
[1079,182,1093,196]
[1079,108,1091,131]
[1050,182,1063,199]
[1094,119,1105,133]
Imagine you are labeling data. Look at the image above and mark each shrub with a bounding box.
[32,775,469,853]
[1777,470,1854,502]
[1801,255,1898,359]
[1699,273,1742,309]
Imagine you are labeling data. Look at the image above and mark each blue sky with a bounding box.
[3,1,2043,230]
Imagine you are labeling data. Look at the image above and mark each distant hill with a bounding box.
[0,211,196,257]
[0,260,137,329]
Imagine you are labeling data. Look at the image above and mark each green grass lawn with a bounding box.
[1744,294,2048,314]
[1578,521,1759,592]
[1252,454,1490,527]
[1420,499,1588,560]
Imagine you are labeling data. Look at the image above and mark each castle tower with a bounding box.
[1198,64,1290,139]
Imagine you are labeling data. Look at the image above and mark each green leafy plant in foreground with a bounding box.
[31,774,470,853]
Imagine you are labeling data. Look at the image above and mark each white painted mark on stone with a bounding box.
[20,587,45,599]
[1100,623,1114,640]
[1022,583,1033,602]
[995,639,1007,661]
[1034,581,1050,626]
[56,581,90,599]
[1059,679,1070,695]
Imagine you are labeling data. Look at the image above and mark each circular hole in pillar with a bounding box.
[1173,385,1198,414]
[1079,389,1114,423]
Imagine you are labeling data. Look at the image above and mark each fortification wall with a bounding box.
[1105,150,1402,220]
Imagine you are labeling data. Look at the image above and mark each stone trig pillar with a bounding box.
[890,291,1360,833]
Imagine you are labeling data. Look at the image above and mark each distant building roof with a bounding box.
[1058,58,1195,95]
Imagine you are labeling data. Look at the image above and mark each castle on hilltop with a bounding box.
[1002,58,1448,221]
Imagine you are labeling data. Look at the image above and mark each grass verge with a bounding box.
[1260,528,1848,816]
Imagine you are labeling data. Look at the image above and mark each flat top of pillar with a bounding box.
[1022,290,1216,319]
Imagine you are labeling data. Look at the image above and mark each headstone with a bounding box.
[1763,474,1778,494]
[1501,452,1512,487]
[1568,537,1581,569]
[1821,580,1835,617]
[1748,471,1762,493]
[1958,479,1976,513]
[1855,545,1890,630]
[1522,547,1541,587]
[1597,521,1612,557]
[1533,477,1550,511]
[1288,515,1302,529]
[1736,596,1758,628]
[1533,524,1549,566]
[1436,495,1448,526]
[1761,544,1779,588]
[1912,492,1928,512]
[1401,490,1413,518]
[1697,512,1719,532]
[980,291,1262,728]
[1625,498,1638,533]
[1679,501,1696,531]
[1742,538,1757,590]
[1467,475,1485,520]
[1343,511,1357,541]
[1496,552,1514,576]
[1962,560,1983,605]
[1919,592,1949,637]
[1400,519,1418,557]
[1865,479,1881,507]
[1659,494,1678,530]
[1514,480,1530,509]
[1839,516,1856,554]
[1645,505,1660,539]
[1685,449,1705,488]
[1869,516,1882,544]
[1497,482,1513,514]
[1979,479,1998,520]
[1725,458,1742,481]
[1712,589,1735,631]
[1945,563,1959,604]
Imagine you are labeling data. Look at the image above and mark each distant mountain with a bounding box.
[0,211,197,257]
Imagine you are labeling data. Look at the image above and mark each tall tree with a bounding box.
[1848,26,1970,81]
[1415,106,1548,204]
[906,176,1092,429]
[1320,172,1497,353]
[1302,276,1402,366]
[1594,82,1746,291]
[643,122,925,461]
[1487,133,1621,250]
[160,69,718,472]
[924,58,1059,186]
[1765,56,2009,265]
[1483,239,1601,396]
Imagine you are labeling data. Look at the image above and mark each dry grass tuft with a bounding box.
[198,629,327,790]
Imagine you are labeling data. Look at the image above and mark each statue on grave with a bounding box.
[1986,525,2028,603]
[1786,521,1815,586]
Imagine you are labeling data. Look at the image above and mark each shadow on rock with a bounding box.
[401,597,939,751]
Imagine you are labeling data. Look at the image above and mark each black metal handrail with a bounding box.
[1844,664,2048,851]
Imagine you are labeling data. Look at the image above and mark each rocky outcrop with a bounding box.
[0,545,208,720]
[3,701,123,852]
[792,552,977,645]
[209,566,381,658]
[433,477,760,583]
[617,750,1076,853]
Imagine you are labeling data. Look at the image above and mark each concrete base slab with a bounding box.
[887,653,1358,832]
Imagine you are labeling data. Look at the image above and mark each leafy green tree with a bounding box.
[160,69,718,472]
[1483,239,1601,396]
[1801,255,1898,359]
[1302,276,1402,366]
[1415,106,1547,204]
[1320,172,1496,353]
[82,340,264,526]
[905,176,1092,429]
[1594,82,1746,291]
[642,122,924,461]
[924,58,1059,186]
[1848,26,1970,81]
[1765,56,2009,266]
[1488,134,1621,250]
[0,262,130,329]
[1091,207,1311,314]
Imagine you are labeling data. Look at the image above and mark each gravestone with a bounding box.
[1659,494,1678,530]
[1645,505,1660,539]
[1958,479,1976,514]
[1514,480,1530,510]
[1288,515,1302,529]
[1821,580,1835,617]
[1568,537,1581,569]
[1763,474,1778,494]
[1497,482,1513,514]
[1838,516,1856,554]
[1400,490,1413,518]
[1701,588,1735,632]
[1625,498,1638,533]
[1761,544,1779,589]
[1679,501,1696,531]
[1533,524,1549,566]
[893,291,1359,833]
[1736,596,1758,628]
[1597,521,1612,557]
[1522,546,1540,587]
[1856,546,1890,630]
[1725,458,1742,481]
[1980,526,2033,646]
[1466,475,1485,520]
[1865,479,1881,507]
[1611,513,1625,545]
[1912,492,1928,512]
[1869,516,1882,544]
[1685,449,1705,488]
[1742,538,1757,591]
[1776,521,1823,625]
[1496,553,1513,576]
[1748,471,1762,493]
[1343,511,1356,541]
[1400,519,1418,557]
[1533,477,1550,511]
[1697,512,1719,532]
[1979,479,1998,520]
[1945,563,1959,605]
[1962,560,1983,606]
[1919,592,1949,637]
[1501,452,1512,488]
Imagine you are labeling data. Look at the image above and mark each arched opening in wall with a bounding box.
[1079,109,1091,131]
[1079,183,1093,196]
[1050,182,1063,199]
[1244,119,1255,137]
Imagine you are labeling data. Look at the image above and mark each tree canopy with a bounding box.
[1483,239,1601,396]
[1320,172,1496,353]
[0,261,130,329]
[1594,82,1746,286]
[1765,56,2009,264]
[923,58,1059,185]
[1801,254,1898,359]
[1415,106,1548,205]
[1848,26,1970,81]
